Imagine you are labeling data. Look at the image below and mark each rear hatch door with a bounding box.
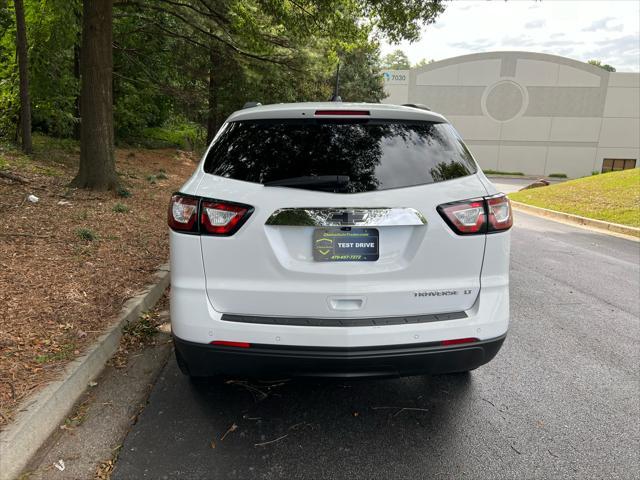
[197,109,488,318]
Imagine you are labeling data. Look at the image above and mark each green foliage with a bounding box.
[413,58,434,68]
[112,202,129,213]
[139,119,205,150]
[35,343,76,363]
[548,173,568,178]
[381,49,411,69]
[26,0,81,137]
[510,169,640,229]
[116,186,132,198]
[337,44,386,102]
[75,227,97,241]
[587,59,616,72]
[483,169,525,176]
[0,1,18,139]
[123,312,159,345]
[358,0,445,43]
[1,0,446,147]
[31,132,78,154]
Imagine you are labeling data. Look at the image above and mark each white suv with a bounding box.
[168,102,511,378]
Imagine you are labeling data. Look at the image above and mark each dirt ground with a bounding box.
[0,141,196,424]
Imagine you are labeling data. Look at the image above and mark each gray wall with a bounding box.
[382,52,640,178]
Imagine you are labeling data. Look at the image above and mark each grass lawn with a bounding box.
[509,169,640,228]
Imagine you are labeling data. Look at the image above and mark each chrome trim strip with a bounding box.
[265,207,427,227]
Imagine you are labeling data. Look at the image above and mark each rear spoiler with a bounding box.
[402,103,431,111]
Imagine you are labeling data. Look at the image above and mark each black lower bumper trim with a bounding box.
[173,335,506,378]
[221,311,467,327]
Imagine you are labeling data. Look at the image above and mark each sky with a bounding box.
[380,0,640,72]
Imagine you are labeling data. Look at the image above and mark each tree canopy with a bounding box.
[0,0,446,188]
[381,49,411,70]
[588,59,616,72]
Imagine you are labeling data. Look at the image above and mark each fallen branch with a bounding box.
[371,406,430,417]
[0,171,29,184]
[225,379,269,401]
[481,398,496,407]
[220,422,237,441]
[254,434,288,447]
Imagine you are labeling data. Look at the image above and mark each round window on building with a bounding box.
[482,80,528,122]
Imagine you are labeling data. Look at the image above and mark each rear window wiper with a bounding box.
[264,175,350,188]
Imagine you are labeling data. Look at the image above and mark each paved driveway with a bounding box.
[488,177,534,194]
[113,213,639,480]
[485,176,565,194]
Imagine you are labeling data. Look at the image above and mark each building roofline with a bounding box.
[409,50,611,79]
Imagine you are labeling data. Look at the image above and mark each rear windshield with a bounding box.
[203,119,477,193]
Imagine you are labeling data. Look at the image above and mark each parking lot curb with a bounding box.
[0,264,170,480]
[511,201,640,240]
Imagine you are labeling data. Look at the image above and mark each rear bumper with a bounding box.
[173,334,506,378]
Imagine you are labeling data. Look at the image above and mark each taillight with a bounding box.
[437,194,512,235]
[168,194,198,232]
[486,194,513,232]
[168,193,253,236]
[437,199,486,234]
[201,201,250,236]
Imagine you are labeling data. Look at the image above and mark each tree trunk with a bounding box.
[14,0,32,154]
[206,47,219,144]
[73,9,81,140]
[72,0,117,191]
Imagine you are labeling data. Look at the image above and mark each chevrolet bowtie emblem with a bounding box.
[330,210,367,225]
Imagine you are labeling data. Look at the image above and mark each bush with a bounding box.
[113,203,130,213]
[549,173,568,178]
[483,169,525,176]
[76,228,98,241]
[117,187,132,198]
[140,119,206,150]
[114,82,171,140]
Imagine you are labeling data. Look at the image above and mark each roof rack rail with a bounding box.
[402,103,431,111]
[242,102,262,109]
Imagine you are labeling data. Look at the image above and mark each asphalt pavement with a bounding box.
[487,176,534,194]
[113,212,639,480]
[487,176,563,194]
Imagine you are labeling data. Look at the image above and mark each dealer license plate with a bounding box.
[312,228,379,262]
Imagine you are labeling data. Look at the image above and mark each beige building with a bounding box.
[382,51,640,178]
